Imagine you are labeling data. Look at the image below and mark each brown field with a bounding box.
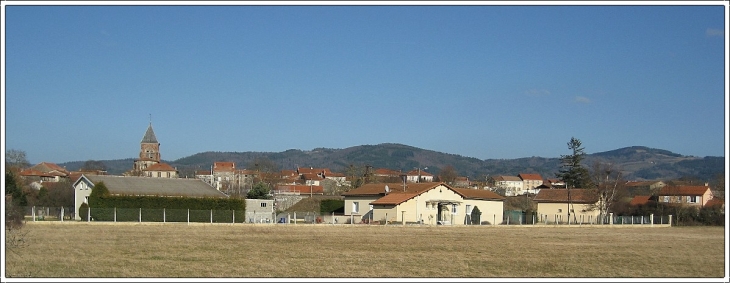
[3,222,726,279]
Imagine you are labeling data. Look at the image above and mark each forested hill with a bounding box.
[59,144,724,182]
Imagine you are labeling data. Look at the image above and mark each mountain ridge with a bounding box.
[57,144,724,182]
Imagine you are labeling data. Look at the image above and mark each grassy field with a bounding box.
[3,222,726,278]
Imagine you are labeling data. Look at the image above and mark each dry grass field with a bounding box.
[3,222,726,279]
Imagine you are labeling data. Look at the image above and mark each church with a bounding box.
[126,123,178,178]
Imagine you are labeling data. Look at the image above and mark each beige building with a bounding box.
[657,185,714,207]
[245,199,275,223]
[342,182,504,225]
[533,189,601,224]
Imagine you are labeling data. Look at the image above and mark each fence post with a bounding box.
[650,214,654,226]
[493,214,496,226]
[669,215,673,226]
[139,208,142,223]
[33,206,36,222]
[164,208,166,223]
[187,209,190,225]
[294,212,297,225]
[61,207,64,222]
[232,210,235,224]
[210,210,213,224]
[114,207,117,222]
[609,213,614,225]
[87,207,90,222]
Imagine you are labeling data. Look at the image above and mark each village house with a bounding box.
[341,182,504,225]
[18,162,70,189]
[518,173,543,195]
[657,185,714,207]
[493,175,524,196]
[405,169,434,183]
[533,188,601,224]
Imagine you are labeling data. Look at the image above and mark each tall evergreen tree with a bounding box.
[555,137,592,189]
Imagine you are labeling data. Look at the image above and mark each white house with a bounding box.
[341,182,504,225]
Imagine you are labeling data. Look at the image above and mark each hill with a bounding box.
[58,144,724,182]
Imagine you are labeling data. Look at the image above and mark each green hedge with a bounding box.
[87,186,246,222]
[320,199,344,214]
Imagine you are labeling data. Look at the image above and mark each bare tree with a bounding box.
[710,173,725,199]
[589,161,625,220]
[438,165,458,184]
[5,149,30,172]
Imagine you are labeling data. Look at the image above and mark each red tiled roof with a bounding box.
[452,188,505,200]
[19,169,54,177]
[370,192,420,205]
[143,163,176,171]
[630,195,652,206]
[658,186,710,196]
[213,162,235,172]
[519,173,543,180]
[35,162,69,174]
[533,189,598,204]
[706,197,724,207]
[280,170,297,177]
[342,182,441,196]
[195,170,211,175]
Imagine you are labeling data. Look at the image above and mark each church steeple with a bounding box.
[141,123,158,144]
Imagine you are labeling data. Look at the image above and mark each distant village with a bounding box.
[11,123,725,225]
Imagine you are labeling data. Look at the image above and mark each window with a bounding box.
[662,196,670,203]
[84,196,89,203]
[451,204,457,215]
[369,205,373,211]
[157,172,161,177]
[260,203,267,208]
[687,196,699,203]
[465,205,472,215]
[558,209,563,213]
[166,172,170,178]
[352,202,359,213]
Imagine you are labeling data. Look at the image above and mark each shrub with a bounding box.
[79,203,89,221]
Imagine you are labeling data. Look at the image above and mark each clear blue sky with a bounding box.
[3,3,728,165]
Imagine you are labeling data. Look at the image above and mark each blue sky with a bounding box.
[2,4,728,165]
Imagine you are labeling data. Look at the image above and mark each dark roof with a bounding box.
[77,175,227,198]
[141,124,158,144]
[533,189,598,204]
[452,188,505,201]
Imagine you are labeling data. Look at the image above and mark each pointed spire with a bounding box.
[141,123,158,144]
